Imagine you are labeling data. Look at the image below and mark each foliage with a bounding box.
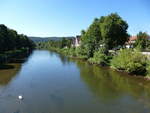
[75,47,88,59]
[81,18,102,57]
[36,38,72,50]
[134,32,150,51]
[61,38,72,48]
[100,13,129,49]
[146,61,150,77]
[88,48,110,66]
[37,13,129,59]
[0,24,35,53]
[111,49,147,75]
[80,13,129,57]
[0,48,29,64]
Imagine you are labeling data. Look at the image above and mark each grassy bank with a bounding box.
[47,47,150,78]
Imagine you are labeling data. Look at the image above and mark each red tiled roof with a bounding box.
[127,35,150,44]
[129,36,137,41]
[126,36,137,44]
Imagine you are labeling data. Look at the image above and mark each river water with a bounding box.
[0,50,150,113]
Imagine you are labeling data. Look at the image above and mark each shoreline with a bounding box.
[45,48,150,81]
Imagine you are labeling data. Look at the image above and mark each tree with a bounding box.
[134,32,149,50]
[80,13,129,58]
[0,24,35,53]
[81,18,102,57]
[0,24,9,52]
[100,13,129,49]
[61,38,72,48]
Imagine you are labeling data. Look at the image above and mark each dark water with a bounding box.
[0,50,150,113]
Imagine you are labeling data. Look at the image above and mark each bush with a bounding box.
[88,48,110,66]
[0,49,30,65]
[75,47,88,59]
[111,49,147,75]
[68,48,76,57]
[146,61,150,77]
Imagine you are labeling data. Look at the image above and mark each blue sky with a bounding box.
[0,0,149,37]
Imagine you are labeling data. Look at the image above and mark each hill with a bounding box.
[28,36,75,43]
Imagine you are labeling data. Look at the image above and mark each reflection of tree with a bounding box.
[0,51,31,86]
[49,51,56,57]
[0,64,21,86]
[75,60,150,104]
[58,54,73,66]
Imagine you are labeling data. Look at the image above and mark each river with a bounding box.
[0,50,150,113]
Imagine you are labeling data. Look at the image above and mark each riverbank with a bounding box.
[45,47,150,79]
[0,48,32,68]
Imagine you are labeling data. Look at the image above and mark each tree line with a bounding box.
[0,24,35,53]
[37,38,72,49]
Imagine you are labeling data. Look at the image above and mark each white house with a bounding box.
[72,35,81,47]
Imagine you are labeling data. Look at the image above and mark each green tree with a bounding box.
[61,38,72,48]
[0,24,35,53]
[80,13,129,58]
[100,13,129,49]
[134,32,149,50]
[81,18,102,57]
[0,24,9,52]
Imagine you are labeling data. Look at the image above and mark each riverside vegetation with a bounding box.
[37,13,150,78]
[0,24,35,67]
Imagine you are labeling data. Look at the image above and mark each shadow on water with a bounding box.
[0,64,21,86]
[0,51,32,86]
[8,51,33,64]
[0,64,15,70]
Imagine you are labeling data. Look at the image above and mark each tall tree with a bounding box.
[100,13,129,49]
[134,32,149,50]
[81,18,102,57]
[80,13,129,58]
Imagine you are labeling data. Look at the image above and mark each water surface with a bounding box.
[0,50,150,113]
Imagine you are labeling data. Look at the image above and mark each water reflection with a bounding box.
[59,54,72,66]
[1,50,150,113]
[0,64,21,86]
[0,52,31,86]
[75,60,150,108]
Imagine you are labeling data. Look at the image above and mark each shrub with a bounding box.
[67,48,76,57]
[75,47,88,59]
[146,61,150,77]
[111,49,147,75]
[59,48,70,55]
[88,48,110,66]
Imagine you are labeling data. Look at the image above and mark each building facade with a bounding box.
[72,35,81,47]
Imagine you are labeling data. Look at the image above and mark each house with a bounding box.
[72,35,81,47]
[125,36,137,48]
[125,36,150,48]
